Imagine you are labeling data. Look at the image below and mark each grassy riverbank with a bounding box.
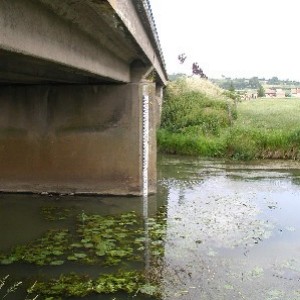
[158,78,300,160]
[227,99,300,160]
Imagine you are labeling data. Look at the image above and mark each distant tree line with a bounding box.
[210,76,300,90]
[167,73,300,92]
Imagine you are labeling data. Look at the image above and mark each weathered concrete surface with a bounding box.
[0,0,167,85]
[107,0,167,85]
[0,82,157,195]
[0,0,129,83]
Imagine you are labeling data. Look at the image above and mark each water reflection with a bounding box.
[0,155,300,299]
[159,155,300,300]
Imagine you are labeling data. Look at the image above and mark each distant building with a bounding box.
[275,88,285,98]
[291,88,300,97]
[265,89,276,97]
[241,90,258,100]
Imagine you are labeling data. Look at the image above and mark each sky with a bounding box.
[150,0,300,81]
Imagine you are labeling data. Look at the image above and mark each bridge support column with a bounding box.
[0,81,157,195]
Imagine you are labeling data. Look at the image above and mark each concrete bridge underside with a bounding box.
[0,0,167,195]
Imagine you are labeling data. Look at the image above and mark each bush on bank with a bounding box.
[158,77,236,157]
[160,77,237,135]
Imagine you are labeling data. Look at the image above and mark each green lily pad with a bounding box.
[67,256,78,261]
[96,250,105,257]
[224,284,234,290]
[50,260,64,266]
[74,253,87,259]
[52,250,63,256]
[83,243,94,249]
[139,283,158,296]
[0,258,14,265]
[70,243,82,249]
[109,249,129,257]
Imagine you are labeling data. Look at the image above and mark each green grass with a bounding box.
[158,78,300,160]
[235,99,300,130]
[225,98,300,160]
[157,129,226,157]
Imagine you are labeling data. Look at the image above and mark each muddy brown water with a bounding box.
[0,154,300,299]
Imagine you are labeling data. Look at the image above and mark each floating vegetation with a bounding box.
[272,258,300,281]
[249,266,264,278]
[0,209,167,268]
[266,289,284,300]
[73,211,143,266]
[0,229,70,266]
[0,208,167,298]
[27,271,160,299]
[166,193,274,252]
[41,206,73,221]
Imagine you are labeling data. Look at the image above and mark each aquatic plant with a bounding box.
[0,275,22,299]
[27,271,160,299]
[0,229,70,266]
[0,208,167,267]
[72,211,144,265]
[41,206,72,221]
[0,208,167,299]
[0,275,38,300]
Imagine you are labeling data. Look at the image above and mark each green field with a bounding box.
[158,79,300,160]
[226,98,300,160]
[236,98,300,130]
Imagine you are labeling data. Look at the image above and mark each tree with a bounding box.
[192,62,207,79]
[249,77,260,89]
[228,81,235,92]
[268,76,279,85]
[257,84,265,97]
[177,53,208,79]
[178,53,187,64]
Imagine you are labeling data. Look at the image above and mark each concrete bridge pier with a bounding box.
[0,64,159,196]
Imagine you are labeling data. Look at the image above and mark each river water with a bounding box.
[0,154,300,299]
